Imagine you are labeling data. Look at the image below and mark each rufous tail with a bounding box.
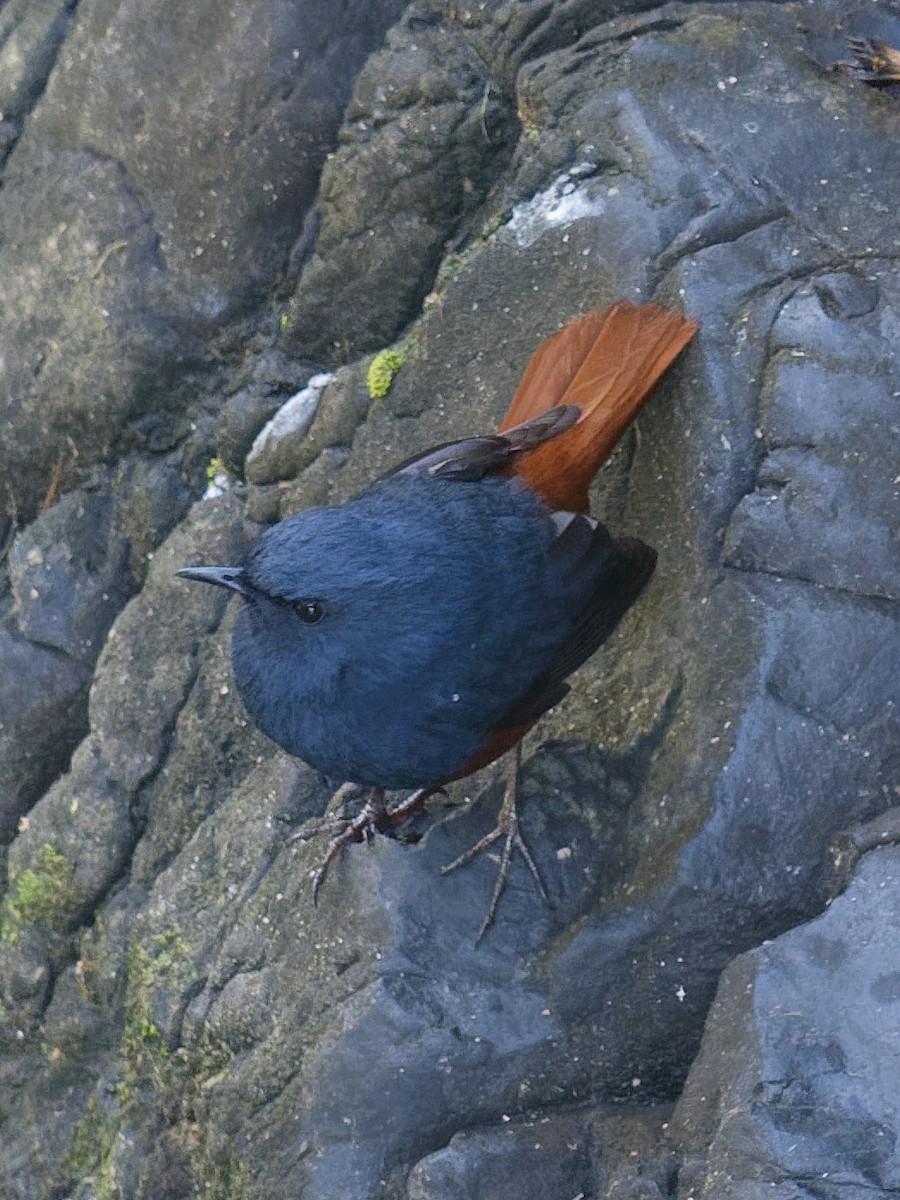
[500,300,698,512]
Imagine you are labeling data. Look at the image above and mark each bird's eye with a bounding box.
[294,599,324,624]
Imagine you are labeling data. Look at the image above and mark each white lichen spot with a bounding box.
[504,170,606,248]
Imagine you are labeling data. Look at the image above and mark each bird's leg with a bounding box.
[441,744,550,942]
[291,784,439,904]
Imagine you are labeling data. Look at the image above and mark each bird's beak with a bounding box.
[176,565,249,595]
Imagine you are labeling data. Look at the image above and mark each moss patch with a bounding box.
[63,1094,116,1193]
[366,348,403,398]
[1,843,76,941]
[110,926,247,1197]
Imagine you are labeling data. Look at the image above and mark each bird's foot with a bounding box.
[291,784,437,904]
[441,745,550,942]
[839,37,900,83]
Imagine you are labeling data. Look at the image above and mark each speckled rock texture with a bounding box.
[0,2,898,1199]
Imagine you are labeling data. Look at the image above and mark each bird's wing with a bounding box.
[386,405,580,483]
[494,514,657,729]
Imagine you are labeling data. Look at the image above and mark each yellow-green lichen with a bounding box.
[206,456,226,483]
[1,843,75,941]
[366,349,403,399]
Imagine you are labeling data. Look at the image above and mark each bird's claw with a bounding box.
[307,805,382,905]
[837,36,900,83]
[441,746,550,942]
[291,786,438,904]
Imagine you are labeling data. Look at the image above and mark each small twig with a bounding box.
[479,82,493,142]
[41,455,67,510]
[0,516,16,566]
[92,239,128,278]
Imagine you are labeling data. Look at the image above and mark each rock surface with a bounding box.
[0,2,899,1199]
[672,843,900,1199]
[0,0,409,519]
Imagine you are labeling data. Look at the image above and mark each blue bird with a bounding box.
[178,301,697,937]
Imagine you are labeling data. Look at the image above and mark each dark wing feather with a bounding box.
[494,516,656,729]
[387,406,579,483]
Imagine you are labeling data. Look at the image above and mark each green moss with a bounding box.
[366,348,403,399]
[63,1093,115,1187]
[115,925,248,1198]
[1,843,75,941]
[121,931,189,1077]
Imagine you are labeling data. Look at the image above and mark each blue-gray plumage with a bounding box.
[230,472,647,789]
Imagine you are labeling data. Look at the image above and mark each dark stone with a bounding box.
[0,0,75,129]
[244,364,370,490]
[0,630,89,844]
[723,279,900,598]
[0,455,194,842]
[215,348,314,477]
[405,1104,676,1200]
[243,372,334,485]
[244,482,285,526]
[0,495,250,1026]
[405,1110,594,1200]
[9,487,129,663]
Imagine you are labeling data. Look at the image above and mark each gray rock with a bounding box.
[244,372,335,485]
[0,495,249,1019]
[672,845,900,1200]
[405,1104,676,1200]
[9,486,130,663]
[404,1111,595,1200]
[0,147,193,519]
[215,346,314,477]
[0,0,73,128]
[0,631,88,843]
[723,280,900,598]
[0,0,409,518]
[281,3,519,360]
[0,455,193,841]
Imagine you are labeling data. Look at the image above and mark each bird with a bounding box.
[178,300,698,938]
